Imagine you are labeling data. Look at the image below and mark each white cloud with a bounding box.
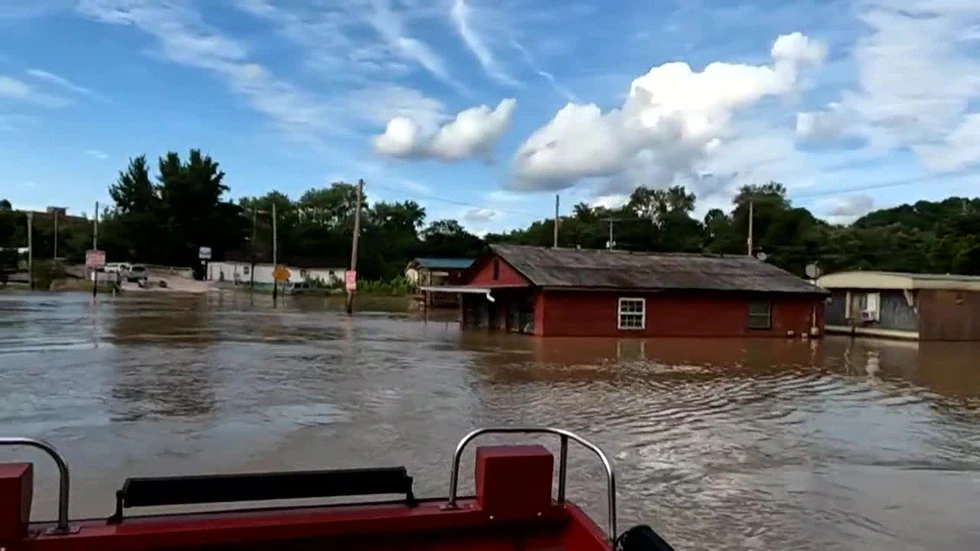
[591,194,629,210]
[25,69,101,100]
[76,0,342,146]
[913,113,980,172]
[367,0,460,90]
[807,1,980,169]
[796,102,849,140]
[510,40,578,102]
[464,207,497,222]
[373,98,516,161]
[0,75,70,107]
[85,149,109,160]
[449,0,518,86]
[818,193,875,224]
[509,32,826,194]
[349,85,445,129]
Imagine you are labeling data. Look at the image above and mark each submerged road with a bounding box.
[0,291,978,550]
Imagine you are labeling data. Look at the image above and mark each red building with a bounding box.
[433,244,827,338]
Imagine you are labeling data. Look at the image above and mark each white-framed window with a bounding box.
[617,297,646,330]
[747,300,772,330]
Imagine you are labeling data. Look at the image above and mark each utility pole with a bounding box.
[553,194,560,248]
[346,179,364,315]
[92,201,99,298]
[271,202,278,303]
[26,212,33,290]
[747,200,754,256]
[250,207,257,289]
[602,218,621,250]
[52,210,58,260]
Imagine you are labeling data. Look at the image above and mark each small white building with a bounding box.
[206,261,345,287]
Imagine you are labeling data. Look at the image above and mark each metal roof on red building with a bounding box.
[489,244,827,295]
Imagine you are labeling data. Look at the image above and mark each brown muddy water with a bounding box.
[1,291,978,550]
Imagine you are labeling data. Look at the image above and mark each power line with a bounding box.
[790,172,967,200]
[365,181,544,218]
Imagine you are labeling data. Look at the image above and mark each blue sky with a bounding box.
[3,0,980,234]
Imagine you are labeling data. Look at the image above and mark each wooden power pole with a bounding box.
[92,201,99,298]
[346,179,364,315]
[26,212,33,290]
[747,200,754,256]
[271,202,279,303]
[553,194,559,247]
[52,210,58,260]
[249,207,257,289]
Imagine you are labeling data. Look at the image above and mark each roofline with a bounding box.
[485,245,541,286]
[539,285,829,295]
[817,271,980,292]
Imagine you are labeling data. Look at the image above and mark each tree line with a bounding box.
[2,150,979,282]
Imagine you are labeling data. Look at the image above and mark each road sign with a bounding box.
[85,249,105,269]
[345,270,357,291]
[273,264,291,282]
[198,246,212,260]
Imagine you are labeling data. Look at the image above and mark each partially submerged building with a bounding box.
[818,271,980,341]
[405,257,476,308]
[424,244,827,338]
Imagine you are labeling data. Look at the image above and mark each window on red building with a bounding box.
[618,298,645,330]
[748,301,772,329]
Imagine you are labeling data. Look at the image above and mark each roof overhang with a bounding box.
[818,271,980,292]
[420,285,494,294]
[419,285,530,302]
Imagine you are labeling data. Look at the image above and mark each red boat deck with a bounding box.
[1,428,672,551]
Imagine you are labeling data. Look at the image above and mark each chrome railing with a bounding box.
[0,437,74,534]
[444,427,617,543]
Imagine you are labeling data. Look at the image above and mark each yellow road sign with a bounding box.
[272,264,291,282]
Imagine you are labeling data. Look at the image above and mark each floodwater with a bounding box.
[1,292,978,550]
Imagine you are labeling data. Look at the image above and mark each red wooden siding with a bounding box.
[537,290,823,338]
[467,256,531,287]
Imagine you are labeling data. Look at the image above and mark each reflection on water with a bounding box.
[0,292,978,550]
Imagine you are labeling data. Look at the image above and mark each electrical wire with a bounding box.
[365,170,972,223]
[365,182,544,218]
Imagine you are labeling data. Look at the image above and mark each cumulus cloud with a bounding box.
[509,32,826,193]
[591,194,629,210]
[463,208,497,222]
[372,98,516,161]
[819,193,875,224]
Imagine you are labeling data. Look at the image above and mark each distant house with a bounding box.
[424,244,827,338]
[405,257,476,308]
[405,257,475,287]
[818,271,980,341]
[206,261,345,288]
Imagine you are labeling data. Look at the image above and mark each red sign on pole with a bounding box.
[85,249,106,269]
[344,270,357,291]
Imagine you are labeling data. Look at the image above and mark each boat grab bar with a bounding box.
[444,427,617,544]
[0,437,75,535]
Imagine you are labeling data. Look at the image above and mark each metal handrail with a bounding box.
[0,437,73,534]
[445,427,617,544]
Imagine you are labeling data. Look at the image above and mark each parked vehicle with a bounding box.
[102,262,131,274]
[126,264,148,282]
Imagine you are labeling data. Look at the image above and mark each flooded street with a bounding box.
[1,292,978,550]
